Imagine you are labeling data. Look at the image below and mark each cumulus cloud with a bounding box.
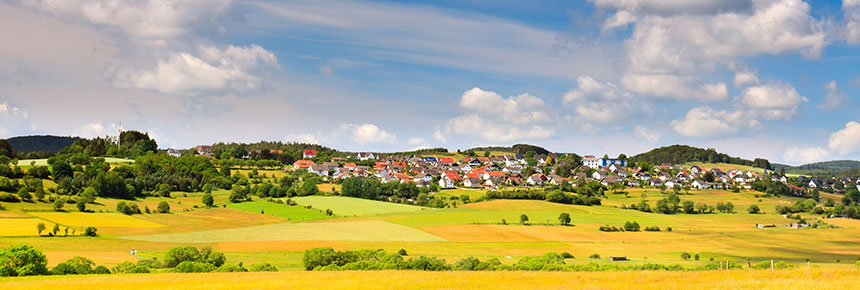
[113,45,278,96]
[407,137,425,145]
[285,133,321,144]
[440,87,555,143]
[590,0,752,15]
[817,80,848,110]
[340,123,396,144]
[739,82,807,120]
[620,73,728,101]
[733,70,760,88]
[828,121,860,155]
[0,101,28,118]
[783,146,829,164]
[670,106,744,138]
[432,126,447,143]
[564,76,651,128]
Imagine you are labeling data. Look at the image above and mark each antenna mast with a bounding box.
[117,121,123,152]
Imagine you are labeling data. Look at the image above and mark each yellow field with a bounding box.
[1,268,858,290]
[28,212,164,228]
[0,218,48,236]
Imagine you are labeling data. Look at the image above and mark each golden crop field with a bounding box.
[2,268,858,290]
[0,218,48,236]
[28,212,164,228]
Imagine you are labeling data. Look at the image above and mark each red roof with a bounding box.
[344,163,357,168]
[303,149,317,155]
[787,185,803,191]
[465,172,480,179]
[485,171,505,177]
[374,162,388,168]
[293,160,315,168]
[391,161,407,167]
[439,157,454,163]
[270,149,283,154]
[445,172,462,181]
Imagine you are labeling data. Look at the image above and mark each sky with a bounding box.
[0,0,859,165]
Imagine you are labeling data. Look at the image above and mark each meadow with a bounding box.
[291,196,430,216]
[227,200,331,221]
[1,268,858,290]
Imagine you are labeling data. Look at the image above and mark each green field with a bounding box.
[291,196,430,216]
[120,220,446,243]
[18,157,134,167]
[227,201,330,221]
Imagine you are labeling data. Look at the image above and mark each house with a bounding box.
[343,163,357,170]
[482,171,505,180]
[331,157,347,162]
[664,179,680,188]
[484,177,505,188]
[691,180,712,190]
[463,177,482,188]
[303,149,317,158]
[308,164,329,176]
[167,149,182,157]
[628,179,641,187]
[393,173,413,183]
[357,152,376,161]
[414,173,433,183]
[196,145,213,155]
[809,179,822,188]
[649,178,663,187]
[601,175,621,186]
[438,157,454,165]
[582,155,600,168]
[689,165,703,175]
[527,174,547,186]
[293,160,315,169]
[636,172,652,181]
[503,165,523,174]
[609,257,628,262]
[424,157,438,164]
[439,176,456,189]
[592,171,606,181]
[322,162,339,171]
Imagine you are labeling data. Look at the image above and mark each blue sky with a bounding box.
[0,0,859,165]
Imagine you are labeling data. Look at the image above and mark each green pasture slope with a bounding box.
[291,196,431,216]
[227,200,330,221]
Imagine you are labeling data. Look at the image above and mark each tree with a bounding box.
[157,201,170,213]
[52,198,64,211]
[680,252,691,260]
[747,204,760,214]
[76,200,86,212]
[558,213,571,226]
[17,187,31,202]
[0,245,49,276]
[725,202,734,213]
[519,214,529,225]
[79,187,97,204]
[158,184,171,198]
[202,192,214,207]
[37,223,46,236]
[681,200,695,214]
[84,227,98,237]
[51,224,60,236]
[623,221,640,231]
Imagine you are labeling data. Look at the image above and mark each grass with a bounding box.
[18,157,134,167]
[227,201,330,221]
[119,220,446,243]
[291,196,429,216]
[28,212,164,228]
[2,268,859,289]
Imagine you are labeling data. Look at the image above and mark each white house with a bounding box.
[463,177,482,188]
[691,180,711,190]
[582,155,600,169]
[439,177,456,189]
[358,152,376,161]
[167,149,182,157]
[308,164,329,176]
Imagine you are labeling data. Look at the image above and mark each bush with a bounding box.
[747,204,761,214]
[174,261,216,273]
[249,263,278,272]
[0,193,19,203]
[116,201,142,215]
[680,252,691,260]
[76,200,86,212]
[214,264,248,272]
[202,192,214,207]
[561,252,574,259]
[644,226,661,232]
[599,225,621,232]
[51,256,96,275]
[84,226,98,237]
[558,213,571,226]
[398,249,408,256]
[589,253,601,259]
[623,221,640,232]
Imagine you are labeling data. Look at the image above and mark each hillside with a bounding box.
[631,145,771,169]
[773,160,860,176]
[6,135,82,154]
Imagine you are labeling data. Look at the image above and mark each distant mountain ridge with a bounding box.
[6,135,82,154]
[630,145,772,169]
[772,160,860,176]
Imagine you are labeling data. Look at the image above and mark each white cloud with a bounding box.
[0,101,27,119]
[440,87,555,143]
[844,0,860,44]
[18,0,234,41]
[603,10,637,31]
[620,74,728,101]
[444,114,554,143]
[285,133,320,144]
[432,127,447,143]
[318,65,333,77]
[817,80,847,110]
[670,106,744,138]
[634,125,662,143]
[733,70,760,88]
[739,82,807,120]
[75,122,108,138]
[783,146,829,164]
[114,44,278,96]
[828,121,860,155]
[590,0,752,15]
[340,123,396,144]
[564,76,650,129]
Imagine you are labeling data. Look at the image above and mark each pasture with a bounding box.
[2,268,858,290]
[227,201,330,221]
[0,218,48,236]
[120,220,446,243]
[291,196,429,216]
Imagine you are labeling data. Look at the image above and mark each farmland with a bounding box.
[291,196,430,216]
[227,200,330,221]
[2,268,859,289]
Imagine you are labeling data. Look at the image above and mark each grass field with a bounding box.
[291,196,429,216]
[18,157,134,167]
[2,268,858,290]
[227,201,330,221]
[27,212,164,228]
[120,220,446,243]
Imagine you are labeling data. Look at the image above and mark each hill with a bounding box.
[631,145,771,169]
[772,160,860,176]
[5,135,82,154]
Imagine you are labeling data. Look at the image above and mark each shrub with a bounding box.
[623,221,640,232]
[0,193,19,202]
[174,261,216,273]
[214,264,248,272]
[84,226,98,237]
[249,263,278,272]
[680,252,691,260]
[558,213,571,226]
[561,252,574,259]
[599,225,621,232]
[589,253,601,259]
[398,249,408,256]
[76,200,87,212]
[747,204,761,214]
[644,226,661,232]
[51,256,96,275]
[157,201,170,213]
[202,192,214,207]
